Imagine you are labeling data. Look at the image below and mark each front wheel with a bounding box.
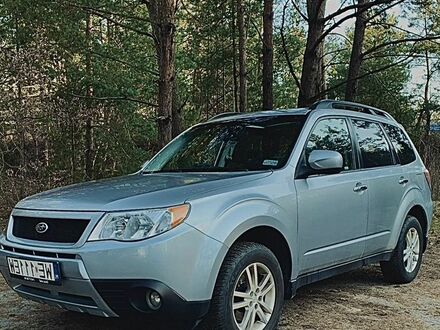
[200,242,284,330]
[380,215,424,284]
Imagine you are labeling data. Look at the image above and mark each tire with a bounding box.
[380,215,424,284]
[199,242,284,330]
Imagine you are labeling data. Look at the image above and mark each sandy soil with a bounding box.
[0,217,439,330]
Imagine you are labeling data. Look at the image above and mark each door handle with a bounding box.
[353,183,368,192]
[399,177,409,185]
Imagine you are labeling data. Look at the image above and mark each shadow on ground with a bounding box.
[1,264,423,330]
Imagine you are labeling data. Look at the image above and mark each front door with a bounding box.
[295,117,368,274]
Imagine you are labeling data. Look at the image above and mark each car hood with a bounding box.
[15,172,272,212]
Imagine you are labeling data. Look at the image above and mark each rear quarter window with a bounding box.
[383,124,416,165]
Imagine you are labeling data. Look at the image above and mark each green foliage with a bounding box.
[273,10,305,108]
[0,0,435,209]
[0,0,158,206]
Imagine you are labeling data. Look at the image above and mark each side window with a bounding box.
[352,120,393,168]
[305,118,354,170]
[383,124,416,165]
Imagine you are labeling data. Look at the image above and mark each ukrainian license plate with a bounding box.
[7,257,61,285]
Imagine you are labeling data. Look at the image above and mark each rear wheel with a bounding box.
[380,215,424,284]
[200,242,284,330]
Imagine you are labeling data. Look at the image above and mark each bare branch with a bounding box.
[320,54,414,97]
[69,94,157,107]
[250,19,264,43]
[58,1,152,24]
[290,0,308,21]
[58,1,155,39]
[364,53,440,60]
[90,51,159,76]
[369,22,440,47]
[323,0,394,22]
[314,0,404,51]
[362,35,440,57]
[315,5,372,48]
[280,1,302,91]
[328,32,352,45]
[366,0,405,22]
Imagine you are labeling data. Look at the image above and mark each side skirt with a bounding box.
[288,251,393,298]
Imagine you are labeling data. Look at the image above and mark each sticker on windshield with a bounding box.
[263,159,278,166]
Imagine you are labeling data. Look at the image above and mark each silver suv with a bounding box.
[0,100,433,329]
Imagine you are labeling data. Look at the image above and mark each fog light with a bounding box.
[147,290,162,310]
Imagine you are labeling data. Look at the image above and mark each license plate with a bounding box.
[7,257,61,285]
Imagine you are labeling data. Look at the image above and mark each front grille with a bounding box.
[12,216,90,243]
[0,244,77,259]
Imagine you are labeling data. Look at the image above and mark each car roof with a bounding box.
[207,108,310,123]
[207,100,400,127]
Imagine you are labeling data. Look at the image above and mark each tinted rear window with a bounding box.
[383,124,416,165]
[352,120,394,168]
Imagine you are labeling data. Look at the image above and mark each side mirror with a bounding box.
[308,150,343,174]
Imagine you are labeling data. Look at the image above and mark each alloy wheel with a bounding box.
[403,227,420,273]
[232,262,276,330]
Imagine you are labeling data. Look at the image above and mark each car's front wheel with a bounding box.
[200,242,284,330]
[380,215,424,284]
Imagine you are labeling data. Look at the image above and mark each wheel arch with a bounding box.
[217,225,293,299]
[390,187,431,253]
[407,204,429,252]
[193,198,298,301]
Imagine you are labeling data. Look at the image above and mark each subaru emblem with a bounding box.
[35,222,49,234]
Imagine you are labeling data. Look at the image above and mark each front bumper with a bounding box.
[92,279,210,319]
[0,246,116,317]
[0,222,227,319]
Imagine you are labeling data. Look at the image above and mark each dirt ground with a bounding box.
[0,216,439,330]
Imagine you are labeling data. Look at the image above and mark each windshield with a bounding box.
[143,115,306,173]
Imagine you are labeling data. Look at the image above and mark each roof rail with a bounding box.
[208,112,242,121]
[309,99,396,121]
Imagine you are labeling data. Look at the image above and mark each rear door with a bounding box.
[296,117,369,273]
[351,119,404,255]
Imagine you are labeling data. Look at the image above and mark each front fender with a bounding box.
[218,199,294,248]
[187,196,297,289]
[189,196,295,248]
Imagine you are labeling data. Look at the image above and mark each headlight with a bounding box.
[88,204,190,241]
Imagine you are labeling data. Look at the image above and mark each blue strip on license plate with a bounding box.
[7,257,61,285]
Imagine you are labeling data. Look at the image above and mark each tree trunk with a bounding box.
[15,16,25,197]
[297,0,327,107]
[84,12,93,180]
[231,0,239,112]
[70,112,76,183]
[262,0,273,110]
[237,0,247,112]
[423,49,431,136]
[345,0,368,101]
[172,79,183,137]
[147,0,177,147]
